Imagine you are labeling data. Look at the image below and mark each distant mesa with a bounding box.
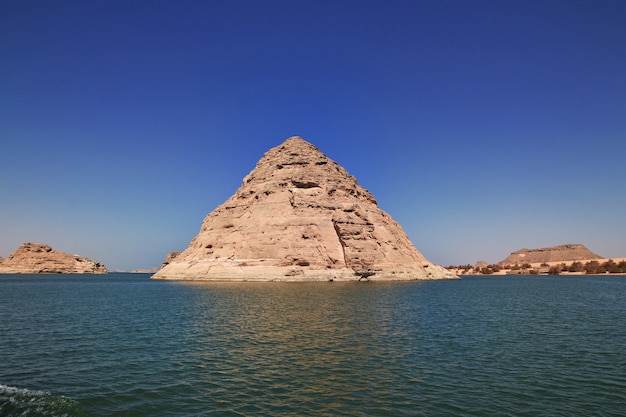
[153,136,455,281]
[132,267,159,273]
[498,244,602,266]
[0,242,107,274]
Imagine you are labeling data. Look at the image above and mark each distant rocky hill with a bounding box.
[498,244,602,266]
[0,242,107,274]
[153,136,454,281]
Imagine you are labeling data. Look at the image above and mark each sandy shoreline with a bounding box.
[451,258,626,276]
[496,257,626,275]
[523,257,626,268]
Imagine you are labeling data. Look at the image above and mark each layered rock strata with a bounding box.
[0,242,107,274]
[498,244,602,266]
[153,136,454,281]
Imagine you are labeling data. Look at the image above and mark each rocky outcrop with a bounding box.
[498,244,602,266]
[153,136,455,281]
[161,251,181,268]
[474,260,488,269]
[0,243,107,274]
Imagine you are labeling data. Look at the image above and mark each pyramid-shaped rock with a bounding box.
[153,136,454,281]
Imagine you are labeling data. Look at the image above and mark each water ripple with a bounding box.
[1,275,626,416]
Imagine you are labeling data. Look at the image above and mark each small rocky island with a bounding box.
[0,242,107,274]
[153,136,454,281]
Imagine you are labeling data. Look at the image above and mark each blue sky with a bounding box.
[1,0,625,270]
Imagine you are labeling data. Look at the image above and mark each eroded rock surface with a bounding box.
[153,136,455,281]
[161,251,181,268]
[498,244,602,265]
[0,242,107,274]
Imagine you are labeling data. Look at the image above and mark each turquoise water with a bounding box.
[1,274,625,416]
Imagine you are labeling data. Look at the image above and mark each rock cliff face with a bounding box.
[0,243,107,274]
[498,244,602,266]
[153,136,454,281]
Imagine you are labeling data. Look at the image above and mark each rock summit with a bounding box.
[0,242,107,274]
[153,136,454,281]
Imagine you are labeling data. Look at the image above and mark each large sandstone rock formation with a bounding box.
[153,136,454,281]
[0,242,107,274]
[498,244,602,266]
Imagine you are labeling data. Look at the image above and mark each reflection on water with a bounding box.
[183,282,423,416]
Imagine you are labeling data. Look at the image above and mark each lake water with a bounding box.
[1,273,625,416]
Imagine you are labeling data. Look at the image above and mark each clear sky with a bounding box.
[1,0,625,270]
